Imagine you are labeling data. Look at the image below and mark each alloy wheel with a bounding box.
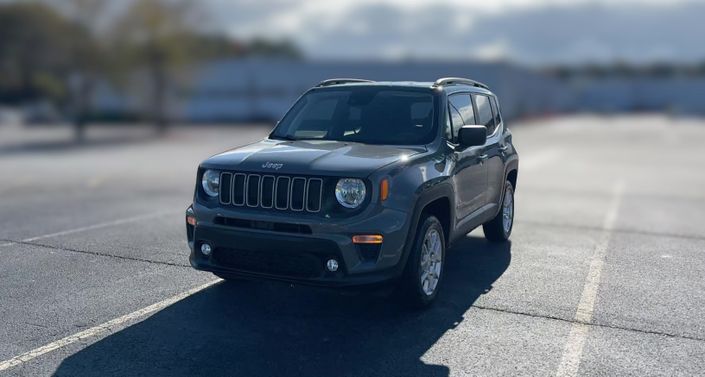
[502,186,514,234]
[419,228,443,296]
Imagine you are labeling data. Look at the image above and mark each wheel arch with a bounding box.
[504,157,519,191]
[420,197,451,245]
[395,182,455,276]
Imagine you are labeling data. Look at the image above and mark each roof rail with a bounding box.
[433,77,490,90]
[316,78,375,87]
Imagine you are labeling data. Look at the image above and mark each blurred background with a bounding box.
[2,3,705,375]
[1,0,705,140]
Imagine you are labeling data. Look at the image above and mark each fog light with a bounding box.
[200,243,212,256]
[326,259,339,272]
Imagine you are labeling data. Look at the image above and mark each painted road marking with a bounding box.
[0,210,179,248]
[555,181,625,377]
[0,279,221,372]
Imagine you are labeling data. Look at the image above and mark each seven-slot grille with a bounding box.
[219,172,323,213]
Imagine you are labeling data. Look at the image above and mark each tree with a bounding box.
[246,38,302,59]
[60,0,111,141]
[0,3,76,104]
[0,2,110,140]
[115,0,201,133]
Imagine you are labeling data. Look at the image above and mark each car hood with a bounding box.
[201,139,426,176]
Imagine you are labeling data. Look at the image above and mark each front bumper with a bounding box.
[186,203,412,287]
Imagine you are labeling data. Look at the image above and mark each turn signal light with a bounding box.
[352,235,384,244]
[380,179,389,201]
[186,205,197,226]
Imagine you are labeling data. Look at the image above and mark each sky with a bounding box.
[203,0,705,65]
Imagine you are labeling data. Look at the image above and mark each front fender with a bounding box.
[391,179,455,277]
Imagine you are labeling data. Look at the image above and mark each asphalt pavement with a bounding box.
[1,114,704,376]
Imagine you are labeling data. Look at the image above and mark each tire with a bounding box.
[398,215,446,308]
[483,180,514,242]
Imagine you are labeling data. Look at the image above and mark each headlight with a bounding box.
[201,170,220,197]
[335,178,366,208]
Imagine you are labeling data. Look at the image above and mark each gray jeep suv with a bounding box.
[186,77,519,306]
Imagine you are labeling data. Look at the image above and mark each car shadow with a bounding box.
[52,236,511,377]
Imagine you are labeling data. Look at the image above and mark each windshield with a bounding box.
[270,87,437,145]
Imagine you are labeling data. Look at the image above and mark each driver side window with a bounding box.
[447,94,475,143]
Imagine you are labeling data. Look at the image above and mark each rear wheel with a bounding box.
[398,215,446,308]
[483,181,514,242]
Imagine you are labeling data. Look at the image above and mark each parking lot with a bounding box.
[1,114,704,376]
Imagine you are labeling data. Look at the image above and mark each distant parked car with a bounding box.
[186,77,519,307]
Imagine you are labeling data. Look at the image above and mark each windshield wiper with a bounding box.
[270,134,297,141]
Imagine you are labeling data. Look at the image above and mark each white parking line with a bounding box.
[555,181,625,377]
[0,210,180,248]
[0,279,221,372]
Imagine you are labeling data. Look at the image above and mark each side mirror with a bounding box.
[457,125,487,148]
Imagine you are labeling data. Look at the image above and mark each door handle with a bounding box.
[499,145,509,152]
[479,154,488,160]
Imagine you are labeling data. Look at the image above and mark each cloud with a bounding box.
[465,2,705,65]
[206,0,705,65]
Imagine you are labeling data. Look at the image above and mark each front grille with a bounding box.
[213,247,323,278]
[220,172,323,213]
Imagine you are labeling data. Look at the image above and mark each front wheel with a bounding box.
[398,215,446,308]
[483,181,514,242]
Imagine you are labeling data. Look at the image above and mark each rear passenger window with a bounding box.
[447,94,475,143]
[473,95,496,135]
[490,96,502,130]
